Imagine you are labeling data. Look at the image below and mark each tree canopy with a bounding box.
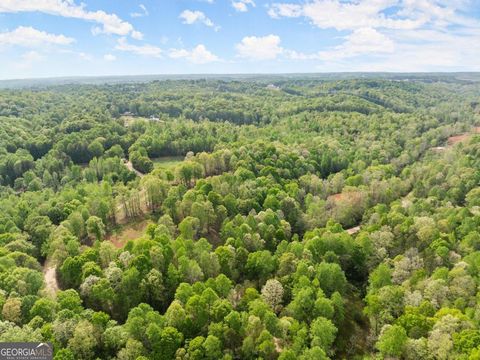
[0,75,479,359]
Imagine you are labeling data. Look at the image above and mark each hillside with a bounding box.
[0,75,480,359]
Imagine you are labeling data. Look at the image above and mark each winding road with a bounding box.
[123,159,145,178]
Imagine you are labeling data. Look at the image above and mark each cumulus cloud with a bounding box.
[266,0,480,70]
[236,34,283,60]
[268,0,480,32]
[318,27,395,60]
[169,44,219,64]
[267,0,427,30]
[179,10,219,30]
[0,26,74,47]
[232,0,255,12]
[0,0,141,38]
[235,29,394,63]
[115,38,162,58]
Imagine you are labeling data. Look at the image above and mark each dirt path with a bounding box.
[43,260,59,296]
[123,159,145,178]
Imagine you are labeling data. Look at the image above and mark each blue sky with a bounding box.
[0,0,479,79]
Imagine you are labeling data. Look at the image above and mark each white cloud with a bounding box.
[282,28,394,61]
[169,49,189,59]
[268,3,302,18]
[315,40,479,72]
[234,29,393,63]
[236,35,283,60]
[0,0,140,38]
[0,26,74,47]
[115,38,162,58]
[265,0,480,71]
[179,10,219,30]
[377,29,480,71]
[309,26,480,72]
[317,27,395,60]
[283,49,319,60]
[104,54,116,61]
[267,0,425,30]
[232,0,255,12]
[131,4,148,18]
[169,44,219,64]
[130,31,144,40]
[268,0,478,31]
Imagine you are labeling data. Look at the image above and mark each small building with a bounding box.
[266,84,280,91]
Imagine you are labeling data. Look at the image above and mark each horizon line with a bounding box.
[1,71,480,83]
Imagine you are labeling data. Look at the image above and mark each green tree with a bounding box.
[86,216,106,241]
[159,326,183,360]
[68,320,98,360]
[376,324,407,358]
[310,317,337,351]
[30,298,58,322]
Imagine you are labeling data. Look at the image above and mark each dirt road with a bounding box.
[43,260,59,296]
[123,159,145,178]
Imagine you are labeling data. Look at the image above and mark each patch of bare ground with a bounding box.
[105,219,151,248]
[346,226,361,235]
[273,338,282,353]
[327,191,363,202]
[431,127,480,153]
[448,133,471,146]
[431,146,446,152]
[43,259,59,296]
[445,126,480,147]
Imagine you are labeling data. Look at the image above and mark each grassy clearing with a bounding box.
[152,156,184,170]
[106,219,152,248]
[120,115,149,127]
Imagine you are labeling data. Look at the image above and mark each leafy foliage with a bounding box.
[0,75,479,359]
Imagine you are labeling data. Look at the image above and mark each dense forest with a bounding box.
[0,75,480,359]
